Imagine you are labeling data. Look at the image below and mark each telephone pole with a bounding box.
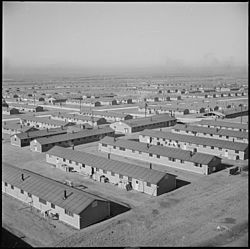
[239,104,243,124]
[145,101,148,118]
[91,109,94,127]
[79,98,82,113]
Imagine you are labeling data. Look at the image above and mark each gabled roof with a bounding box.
[198,119,248,130]
[21,116,73,127]
[140,129,248,151]
[66,124,93,133]
[52,113,106,122]
[3,122,38,133]
[100,136,219,165]
[98,98,118,102]
[172,124,248,139]
[47,146,174,184]
[138,103,194,112]
[81,99,101,104]
[35,127,114,145]
[9,103,43,109]
[2,163,106,214]
[11,127,68,140]
[48,96,67,101]
[223,107,248,115]
[80,110,133,119]
[123,114,176,128]
[93,111,133,119]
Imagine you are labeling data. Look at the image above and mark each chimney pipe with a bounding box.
[21,173,24,181]
[63,190,67,199]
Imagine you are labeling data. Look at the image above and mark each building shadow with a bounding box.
[109,201,131,217]
[1,228,32,248]
[175,179,191,189]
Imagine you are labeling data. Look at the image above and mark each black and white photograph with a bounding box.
[2,1,248,247]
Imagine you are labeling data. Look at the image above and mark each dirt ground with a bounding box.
[2,137,248,247]
[54,168,248,247]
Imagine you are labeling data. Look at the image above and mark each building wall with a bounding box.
[2,181,81,229]
[197,124,248,132]
[31,131,114,153]
[10,109,20,114]
[52,116,105,127]
[2,128,14,134]
[35,106,44,112]
[157,175,176,195]
[110,122,132,134]
[46,154,93,175]
[2,110,11,115]
[110,119,176,134]
[225,110,249,119]
[22,120,61,129]
[30,140,54,152]
[99,143,211,175]
[124,115,133,120]
[3,127,38,135]
[79,201,110,229]
[10,135,22,147]
[131,120,175,133]
[46,154,166,196]
[172,129,248,144]
[244,148,248,160]
[207,157,223,173]
[139,134,246,160]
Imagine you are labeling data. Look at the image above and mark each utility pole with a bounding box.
[145,101,148,118]
[240,104,243,124]
[91,109,94,128]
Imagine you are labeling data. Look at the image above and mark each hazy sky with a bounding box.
[3,2,248,70]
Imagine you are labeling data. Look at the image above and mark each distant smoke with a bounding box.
[164,56,185,70]
[202,53,220,67]
[200,53,236,69]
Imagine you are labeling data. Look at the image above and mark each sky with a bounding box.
[3,2,248,72]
